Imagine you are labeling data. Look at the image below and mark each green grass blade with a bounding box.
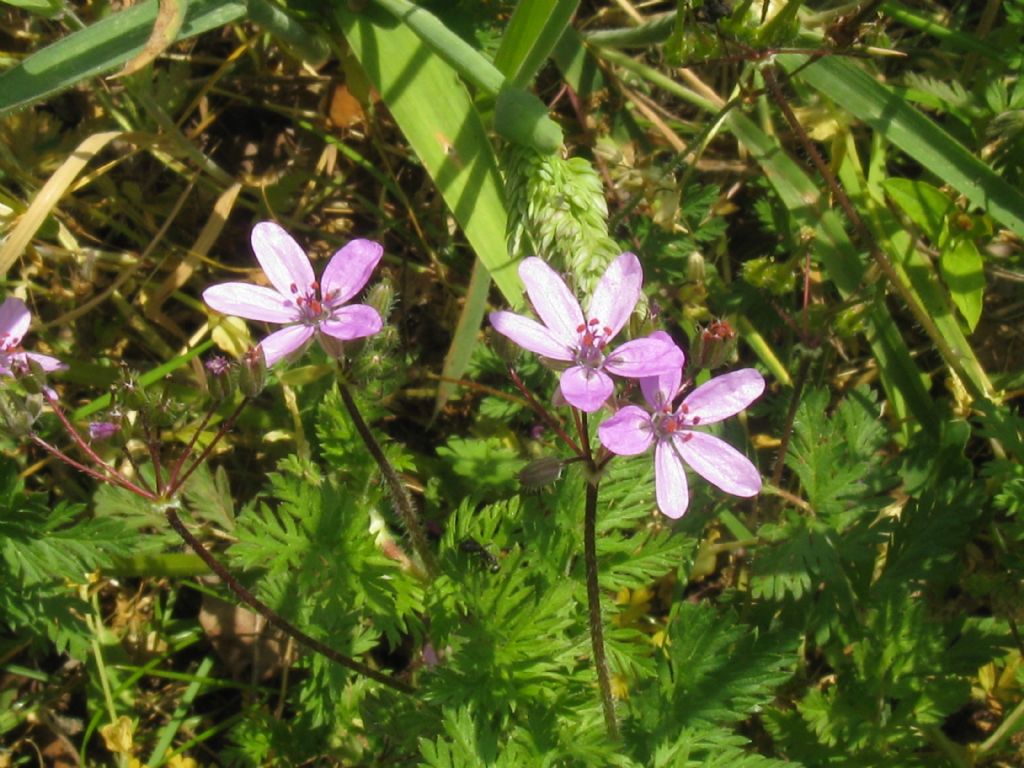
[368,0,562,152]
[72,340,214,420]
[493,0,579,87]
[0,0,245,117]
[335,4,522,308]
[434,257,492,417]
[787,54,1024,239]
[880,1,1007,61]
[724,110,936,433]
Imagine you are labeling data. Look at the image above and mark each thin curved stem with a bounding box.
[335,376,439,579]
[165,507,415,695]
[171,396,251,494]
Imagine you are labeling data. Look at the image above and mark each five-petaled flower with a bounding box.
[0,297,65,378]
[203,221,384,366]
[598,334,764,518]
[489,254,684,412]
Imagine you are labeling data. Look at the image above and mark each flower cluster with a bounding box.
[490,256,764,519]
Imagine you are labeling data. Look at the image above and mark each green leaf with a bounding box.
[0,0,246,117]
[940,238,985,331]
[493,0,579,88]
[880,178,955,242]
[789,54,1024,239]
[1,0,62,16]
[336,4,523,308]
[434,257,491,417]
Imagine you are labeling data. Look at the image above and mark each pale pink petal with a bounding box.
[639,332,684,408]
[319,304,383,340]
[655,439,690,518]
[321,239,383,306]
[519,258,584,344]
[678,431,761,497]
[25,351,66,372]
[203,283,299,323]
[587,252,642,337]
[259,324,315,366]
[0,297,30,346]
[682,368,765,425]
[598,406,654,455]
[251,221,316,298]
[604,336,684,378]
[559,366,613,412]
[490,311,574,361]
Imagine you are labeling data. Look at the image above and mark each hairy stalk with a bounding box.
[172,396,251,493]
[580,412,619,739]
[165,403,219,490]
[42,391,140,490]
[508,368,584,457]
[335,376,439,579]
[165,507,415,695]
[29,433,157,500]
[584,480,618,739]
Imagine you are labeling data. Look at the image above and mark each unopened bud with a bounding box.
[12,356,49,395]
[0,391,42,436]
[204,356,234,402]
[88,421,120,441]
[365,278,395,320]
[691,320,737,370]
[118,373,150,411]
[518,456,564,490]
[490,330,520,365]
[686,251,706,283]
[239,346,267,397]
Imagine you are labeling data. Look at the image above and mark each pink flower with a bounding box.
[203,222,384,366]
[0,297,65,378]
[598,339,764,518]
[489,254,684,412]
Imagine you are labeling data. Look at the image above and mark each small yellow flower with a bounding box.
[167,755,199,768]
[100,716,134,755]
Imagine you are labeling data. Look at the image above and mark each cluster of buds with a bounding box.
[202,347,268,401]
[690,319,738,371]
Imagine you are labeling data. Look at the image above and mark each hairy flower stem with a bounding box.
[171,396,251,493]
[580,412,619,739]
[335,376,439,579]
[164,507,415,695]
[508,368,584,457]
[29,433,156,500]
[584,480,619,739]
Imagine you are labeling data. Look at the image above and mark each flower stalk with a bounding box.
[164,506,414,695]
[336,373,439,579]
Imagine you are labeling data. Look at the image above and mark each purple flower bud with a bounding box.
[691,320,738,371]
[204,355,232,377]
[239,345,267,397]
[204,355,234,401]
[518,456,564,490]
[88,421,120,441]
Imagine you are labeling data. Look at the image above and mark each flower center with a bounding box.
[574,318,612,369]
[289,281,333,324]
[651,403,701,441]
[0,332,21,353]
